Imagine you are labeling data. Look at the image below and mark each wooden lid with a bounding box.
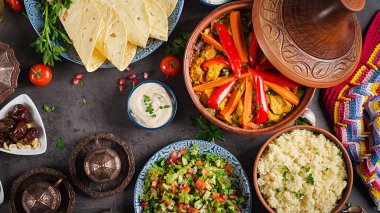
[252,0,364,88]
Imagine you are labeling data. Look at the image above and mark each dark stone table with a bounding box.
[0,1,379,212]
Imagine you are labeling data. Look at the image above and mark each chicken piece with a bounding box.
[267,94,293,115]
[200,89,215,106]
[205,64,224,82]
[190,57,206,84]
[267,110,282,123]
[200,46,217,60]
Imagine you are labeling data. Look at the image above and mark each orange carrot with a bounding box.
[230,11,248,63]
[202,34,224,52]
[242,76,253,127]
[220,79,246,117]
[264,81,300,105]
[193,72,250,92]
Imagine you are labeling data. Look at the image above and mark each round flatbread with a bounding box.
[143,0,168,41]
[155,0,178,17]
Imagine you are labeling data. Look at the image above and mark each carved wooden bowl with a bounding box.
[9,167,75,213]
[69,133,135,198]
[0,42,20,104]
[183,0,315,135]
[252,0,364,88]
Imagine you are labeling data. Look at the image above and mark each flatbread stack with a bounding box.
[59,0,178,72]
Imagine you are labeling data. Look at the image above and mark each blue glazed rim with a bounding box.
[24,0,185,68]
[197,0,232,7]
[127,80,177,130]
[133,140,253,213]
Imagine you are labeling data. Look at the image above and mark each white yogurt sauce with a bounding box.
[204,0,229,4]
[129,83,173,128]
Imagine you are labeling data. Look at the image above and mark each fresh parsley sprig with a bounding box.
[31,0,73,66]
[162,32,191,56]
[190,114,225,143]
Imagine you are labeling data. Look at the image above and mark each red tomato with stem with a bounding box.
[29,64,53,87]
[6,0,24,12]
[160,55,181,77]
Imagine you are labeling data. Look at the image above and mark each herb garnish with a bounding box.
[222,68,231,76]
[56,138,65,151]
[282,166,290,182]
[159,105,171,109]
[31,0,73,66]
[295,193,305,199]
[143,95,156,117]
[43,104,55,112]
[162,32,191,56]
[82,98,87,106]
[295,117,311,126]
[256,104,263,110]
[338,151,343,157]
[190,114,225,143]
[306,173,314,185]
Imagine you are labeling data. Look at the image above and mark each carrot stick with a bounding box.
[220,79,246,118]
[193,72,250,92]
[264,81,299,106]
[242,76,252,127]
[230,11,248,63]
[202,34,224,52]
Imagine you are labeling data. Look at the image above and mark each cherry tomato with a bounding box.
[160,55,181,77]
[29,64,53,87]
[6,0,24,13]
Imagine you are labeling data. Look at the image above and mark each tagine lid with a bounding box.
[0,42,20,103]
[252,0,364,88]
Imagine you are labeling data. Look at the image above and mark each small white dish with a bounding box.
[0,94,47,155]
[0,180,4,204]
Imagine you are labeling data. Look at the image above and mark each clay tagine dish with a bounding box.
[9,167,75,213]
[252,0,364,88]
[0,42,20,104]
[69,133,135,198]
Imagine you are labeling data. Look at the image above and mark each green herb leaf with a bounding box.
[338,151,343,157]
[79,79,84,86]
[82,98,87,106]
[294,117,311,126]
[43,104,55,112]
[295,193,305,199]
[256,104,263,110]
[190,114,225,143]
[306,173,314,185]
[162,32,191,56]
[48,162,55,169]
[56,138,65,151]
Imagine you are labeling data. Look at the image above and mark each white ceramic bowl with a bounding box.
[0,94,47,155]
[0,180,4,204]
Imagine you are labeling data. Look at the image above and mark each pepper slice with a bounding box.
[248,31,259,68]
[207,81,236,109]
[201,57,231,71]
[250,70,269,124]
[214,23,243,78]
[256,56,274,71]
[249,68,300,88]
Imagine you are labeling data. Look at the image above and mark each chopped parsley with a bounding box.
[143,95,156,117]
[159,105,171,109]
[43,104,55,112]
[56,138,65,151]
[295,193,305,199]
[306,173,314,185]
[256,104,263,110]
[282,166,290,182]
[338,151,343,157]
[82,98,87,106]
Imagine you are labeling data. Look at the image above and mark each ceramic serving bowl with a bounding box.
[183,0,316,135]
[127,80,177,130]
[253,125,354,213]
[197,0,232,8]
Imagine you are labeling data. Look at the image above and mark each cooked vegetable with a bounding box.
[214,23,243,78]
[201,57,231,71]
[256,56,274,71]
[252,74,269,124]
[250,69,300,88]
[139,144,246,212]
[160,55,182,77]
[264,81,300,106]
[220,79,246,118]
[29,64,53,87]
[201,34,224,52]
[193,72,250,92]
[230,11,248,63]
[207,81,236,109]
[6,0,23,12]
[248,30,259,68]
[242,76,252,128]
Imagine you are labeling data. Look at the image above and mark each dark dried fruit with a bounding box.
[9,121,28,142]
[21,127,40,144]
[9,104,32,122]
[0,117,16,133]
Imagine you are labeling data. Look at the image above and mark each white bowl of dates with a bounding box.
[0,94,46,155]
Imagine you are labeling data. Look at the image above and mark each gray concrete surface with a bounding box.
[0,0,379,212]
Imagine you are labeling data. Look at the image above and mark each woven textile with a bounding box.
[323,11,380,209]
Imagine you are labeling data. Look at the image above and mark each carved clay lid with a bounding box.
[0,42,20,103]
[84,148,121,183]
[252,0,364,88]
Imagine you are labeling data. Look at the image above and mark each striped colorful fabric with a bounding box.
[323,11,380,209]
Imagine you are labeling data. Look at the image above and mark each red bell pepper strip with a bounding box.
[214,23,243,78]
[201,57,231,71]
[249,68,300,88]
[256,57,274,71]
[248,31,259,68]
[250,70,269,124]
[207,81,236,109]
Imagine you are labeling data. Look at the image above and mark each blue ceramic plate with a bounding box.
[134,140,253,212]
[24,0,184,68]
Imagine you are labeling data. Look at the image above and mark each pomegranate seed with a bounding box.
[166,157,174,164]
[143,71,150,79]
[184,205,190,209]
[141,201,148,206]
[128,74,137,80]
[75,73,84,79]
[221,194,227,200]
[185,174,189,178]
[119,84,125,91]
[72,78,80,85]
[119,78,126,85]
[132,80,139,86]
[192,174,198,181]
[126,66,132,72]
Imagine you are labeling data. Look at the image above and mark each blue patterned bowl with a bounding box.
[24,0,184,68]
[134,140,253,212]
